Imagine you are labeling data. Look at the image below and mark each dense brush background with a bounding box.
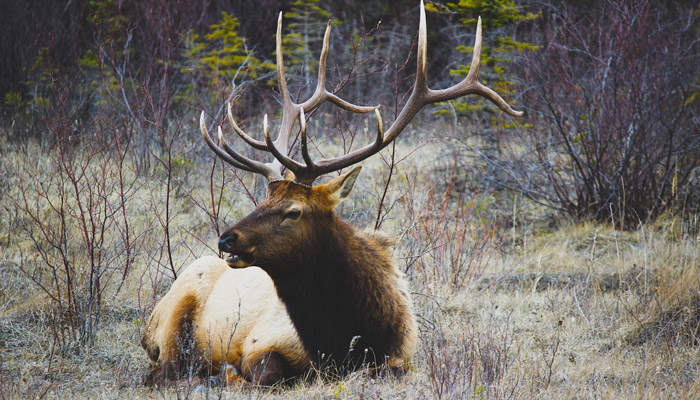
[1,0,699,398]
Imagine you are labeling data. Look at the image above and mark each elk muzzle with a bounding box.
[218,230,256,268]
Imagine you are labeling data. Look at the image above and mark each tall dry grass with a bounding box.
[1,121,700,399]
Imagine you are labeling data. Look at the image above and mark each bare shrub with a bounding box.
[400,159,502,290]
[491,0,700,226]
[7,78,137,347]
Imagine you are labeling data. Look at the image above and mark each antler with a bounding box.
[200,12,376,182]
[201,0,522,184]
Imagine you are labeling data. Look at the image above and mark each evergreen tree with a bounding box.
[182,12,273,89]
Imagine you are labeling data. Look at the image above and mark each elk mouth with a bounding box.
[225,250,255,268]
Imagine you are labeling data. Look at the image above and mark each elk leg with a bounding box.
[241,351,293,386]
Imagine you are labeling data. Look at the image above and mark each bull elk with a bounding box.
[143,0,521,386]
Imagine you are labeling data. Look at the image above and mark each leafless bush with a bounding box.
[400,159,502,289]
[491,0,700,226]
[7,78,138,348]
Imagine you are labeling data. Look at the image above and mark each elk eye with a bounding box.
[283,209,301,220]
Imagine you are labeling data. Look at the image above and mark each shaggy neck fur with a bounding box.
[264,212,415,372]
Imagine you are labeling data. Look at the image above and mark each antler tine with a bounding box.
[427,16,524,117]
[276,12,292,109]
[300,19,377,114]
[415,0,428,91]
[200,111,278,177]
[265,11,303,174]
[216,125,280,180]
[200,112,248,170]
[306,20,332,108]
[299,108,315,169]
[227,102,268,151]
[466,16,483,84]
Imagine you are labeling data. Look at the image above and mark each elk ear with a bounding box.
[325,165,362,206]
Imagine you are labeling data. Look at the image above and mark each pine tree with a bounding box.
[181,12,273,93]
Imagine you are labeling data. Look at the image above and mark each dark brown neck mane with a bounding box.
[264,213,411,371]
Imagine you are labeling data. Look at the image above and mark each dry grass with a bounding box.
[1,123,700,399]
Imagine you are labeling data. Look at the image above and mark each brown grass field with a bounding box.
[1,119,699,399]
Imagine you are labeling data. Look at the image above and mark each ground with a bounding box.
[1,128,699,399]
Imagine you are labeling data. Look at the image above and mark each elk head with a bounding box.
[201,1,522,266]
[216,166,362,272]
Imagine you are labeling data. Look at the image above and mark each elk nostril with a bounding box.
[218,232,239,252]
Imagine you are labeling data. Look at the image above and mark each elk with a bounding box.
[144,0,521,386]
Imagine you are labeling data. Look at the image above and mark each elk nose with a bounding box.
[218,232,239,253]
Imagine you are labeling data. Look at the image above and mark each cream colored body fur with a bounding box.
[142,256,309,383]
